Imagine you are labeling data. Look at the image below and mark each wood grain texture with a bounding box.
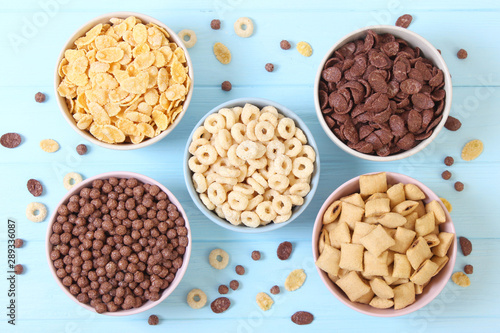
[1,0,499,332]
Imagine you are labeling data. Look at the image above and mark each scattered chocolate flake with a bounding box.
[459,237,472,256]
[1,133,22,148]
[27,179,43,197]
[395,14,413,28]
[444,116,462,131]
[291,311,314,325]
[211,297,230,313]
[277,241,292,260]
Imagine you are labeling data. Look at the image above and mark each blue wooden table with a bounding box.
[1,0,499,332]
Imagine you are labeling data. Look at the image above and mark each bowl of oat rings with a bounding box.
[54,12,194,150]
[46,171,192,315]
[184,98,320,233]
[314,25,452,161]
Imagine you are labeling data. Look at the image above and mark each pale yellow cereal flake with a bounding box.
[77,114,93,130]
[439,197,452,213]
[452,271,470,287]
[152,110,170,131]
[74,24,102,47]
[256,292,274,311]
[96,47,124,63]
[461,139,483,161]
[165,84,186,101]
[132,24,148,45]
[213,42,231,64]
[137,122,155,137]
[297,41,313,57]
[94,35,118,50]
[88,102,111,125]
[116,118,139,136]
[40,139,60,153]
[285,269,307,291]
[121,72,149,95]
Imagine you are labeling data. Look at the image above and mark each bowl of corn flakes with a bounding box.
[54,12,194,150]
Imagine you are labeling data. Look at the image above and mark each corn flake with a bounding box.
[297,41,313,57]
[213,42,231,64]
[40,139,60,153]
[461,139,483,161]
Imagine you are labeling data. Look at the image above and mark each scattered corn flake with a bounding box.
[213,42,231,64]
[285,269,307,291]
[256,292,274,311]
[439,197,452,213]
[461,139,483,161]
[452,271,471,287]
[40,139,60,153]
[296,41,313,57]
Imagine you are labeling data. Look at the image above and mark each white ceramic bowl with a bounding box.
[54,12,194,150]
[184,98,320,233]
[314,25,452,161]
[46,172,192,316]
[312,172,456,317]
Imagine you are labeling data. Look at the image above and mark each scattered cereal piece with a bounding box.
[452,271,470,287]
[285,269,306,291]
[211,19,221,30]
[251,250,261,260]
[35,92,46,103]
[441,170,451,180]
[187,289,207,309]
[1,133,22,148]
[395,14,413,28]
[444,156,454,166]
[76,144,87,155]
[27,179,43,197]
[148,315,159,325]
[277,241,293,260]
[26,202,47,223]
[235,265,245,275]
[14,264,24,275]
[256,292,274,311]
[444,116,462,131]
[464,265,473,274]
[461,139,483,161]
[440,197,452,213]
[211,297,231,313]
[270,285,280,295]
[265,63,274,72]
[229,280,239,290]
[218,285,229,294]
[457,49,468,59]
[209,248,229,269]
[454,181,464,192]
[234,17,254,38]
[178,29,197,48]
[291,311,314,325]
[221,81,232,91]
[14,239,24,248]
[63,172,83,190]
[213,42,231,64]
[296,41,312,57]
[40,139,59,153]
[459,237,472,256]
[280,40,291,50]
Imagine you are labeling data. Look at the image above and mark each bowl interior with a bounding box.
[312,172,456,317]
[314,25,452,161]
[54,12,194,150]
[184,97,320,233]
[46,171,192,316]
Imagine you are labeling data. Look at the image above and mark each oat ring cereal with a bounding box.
[209,248,230,269]
[241,211,261,228]
[187,289,207,309]
[178,29,197,48]
[234,17,254,38]
[63,172,83,190]
[26,202,47,223]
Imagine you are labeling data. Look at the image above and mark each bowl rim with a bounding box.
[311,171,457,317]
[45,171,192,316]
[313,25,453,161]
[183,97,320,233]
[53,11,194,151]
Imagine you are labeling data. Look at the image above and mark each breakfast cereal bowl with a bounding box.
[54,12,194,150]
[314,25,452,161]
[312,172,456,317]
[46,172,192,316]
[184,98,320,233]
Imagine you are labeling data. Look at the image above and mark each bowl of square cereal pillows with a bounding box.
[312,172,456,316]
[184,98,320,233]
[54,12,194,150]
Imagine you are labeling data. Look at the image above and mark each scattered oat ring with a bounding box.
[63,172,83,190]
[26,202,47,223]
[234,17,254,38]
[209,248,230,269]
[186,288,207,309]
[178,29,197,48]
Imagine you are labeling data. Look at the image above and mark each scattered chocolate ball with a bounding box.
[218,285,229,294]
[221,81,232,91]
[229,280,239,290]
[14,264,24,275]
[148,315,159,325]
[210,19,221,30]
[235,265,245,275]
[464,265,473,274]
[444,156,454,166]
[265,63,274,72]
[251,250,261,261]
[457,49,468,59]
[441,170,452,180]
[35,92,46,103]
[270,285,280,295]
[76,144,87,155]
[454,181,464,192]
[280,40,291,50]
[14,239,24,248]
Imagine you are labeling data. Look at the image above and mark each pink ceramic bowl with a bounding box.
[312,172,456,317]
[46,172,192,316]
